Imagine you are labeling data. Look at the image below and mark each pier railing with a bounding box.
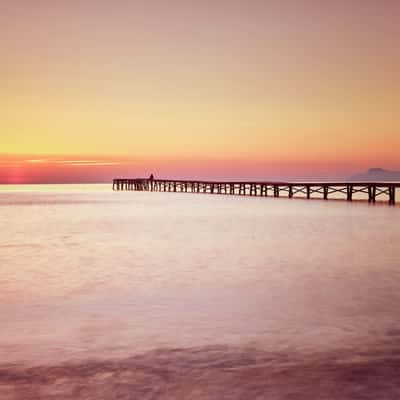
[113,178,399,205]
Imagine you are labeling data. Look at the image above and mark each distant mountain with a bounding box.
[349,168,400,182]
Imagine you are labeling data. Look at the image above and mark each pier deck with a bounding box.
[113,178,399,205]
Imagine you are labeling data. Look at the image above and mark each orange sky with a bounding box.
[1,1,399,183]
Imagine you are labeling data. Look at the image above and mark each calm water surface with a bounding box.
[1,185,400,399]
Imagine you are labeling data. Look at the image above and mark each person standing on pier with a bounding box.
[149,173,154,191]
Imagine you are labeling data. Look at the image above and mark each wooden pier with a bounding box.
[113,178,399,205]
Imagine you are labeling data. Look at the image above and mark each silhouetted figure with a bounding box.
[149,174,154,191]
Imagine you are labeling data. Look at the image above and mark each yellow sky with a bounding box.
[1,1,400,181]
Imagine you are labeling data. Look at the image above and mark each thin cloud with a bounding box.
[53,160,100,164]
[24,159,123,166]
[26,159,46,163]
[66,162,122,166]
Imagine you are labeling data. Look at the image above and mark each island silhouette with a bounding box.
[350,168,400,182]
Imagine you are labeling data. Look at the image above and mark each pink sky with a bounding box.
[0,154,395,184]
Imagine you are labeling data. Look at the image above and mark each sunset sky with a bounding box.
[1,0,399,183]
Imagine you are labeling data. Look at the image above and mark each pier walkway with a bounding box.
[113,178,399,205]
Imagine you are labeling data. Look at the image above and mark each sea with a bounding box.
[1,184,400,399]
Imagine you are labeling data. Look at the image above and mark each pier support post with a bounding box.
[389,186,396,205]
[323,185,328,200]
[347,185,353,201]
